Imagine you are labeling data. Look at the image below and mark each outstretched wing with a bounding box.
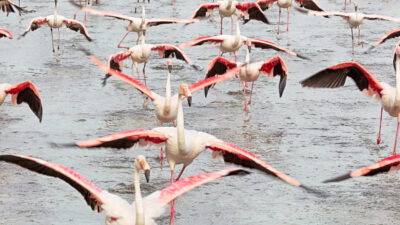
[0,0,24,15]
[179,36,225,49]
[248,38,308,59]
[371,28,400,48]
[21,17,48,37]
[259,56,288,97]
[102,50,132,85]
[295,0,325,12]
[202,56,237,97]
[295,7,349,19]
[236,2,270,24]
[0,28,12,38]
[324,155,400,183]
[0,154,104,212]
[80,6,134,21]
[87,55,157,101]
[151,44,193,65]
[5,81,42,122]
[63,19,92,41]
[190,3,219,19]
[364,14,400,23]
[147,18,198,27]
[75,129,168,149]
[300,61,384,98]
[256,0,276,11]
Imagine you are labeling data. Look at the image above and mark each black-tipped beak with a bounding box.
[204,86,209,98]
[144,169,150,183]
[248,46,252,53]
[187,96,192,107]
[278,75,287,98]
[168,65,172,73]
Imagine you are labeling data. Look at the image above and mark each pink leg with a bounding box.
[231,16,233,35]
[248,81,254,105]
[377,107,383,144]
[277,8,281,35]
[175,165,187,182]
[160,147,164,167]
[243,81,248,113]
[234,53,238,78]
[344,0,346,10]
[84,0,87,26]
[220,17,223,35]
[143,63,147,86]
[287,7,290,44]
[118,31,131,49]
[169,170,176,225]
[135,64,141,80]
[394,121,400,155]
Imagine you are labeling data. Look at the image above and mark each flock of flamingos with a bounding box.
[1,0,400,224]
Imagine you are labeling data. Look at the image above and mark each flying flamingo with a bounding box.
[70,0,197,47]
[0,81,43,122]
[179,14,307,63]
[0,154,250,224]
[301,47,400,155]
[324,154,400,183]
[204,45,288,117]
[190,0,269,35]
[20,0,92,54]
[0,0,24,15]
[295,2,400,54]
[369,27,400,71]
[0,28,12,39]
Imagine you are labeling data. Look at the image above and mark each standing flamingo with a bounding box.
[369,28,400,71]
[0,154,250,224]
[70,0,197,47]
[180,14,306,63]
[0,28,12,38]
[295,2,400,54]
[204,45,288,117]
[301,47,400,155]
[0,81,43,122]
[190,0,269,35]
[20,0,92,54]
[0,0,24,15]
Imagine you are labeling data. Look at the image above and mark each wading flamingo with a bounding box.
[0,81,42,122]
[0,28,12,38]
[70,0,197,47]
[0,154,249,224]
[20,0,92,54]
[369,28,400,71]
[0,0,24,15]
[301,47,400,155]
[324,155,400,183]
[295,2,400,54]
[179,14,306,63]
[190,0,269,35]
[204,45,288,117]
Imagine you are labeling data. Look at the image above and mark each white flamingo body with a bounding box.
[218,0,236,18]
[220,35,243,53]
[152,94,179,125]
[348,12,363,28]
[277,0,292,8]
[46,14,65,28]
[128,44,153,64]
[239,62,264,82]
[380,82,400,117]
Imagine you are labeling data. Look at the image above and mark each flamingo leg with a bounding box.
[344,0,346,10]
[234,52,238,78]
[248,81,255,105]
[357,26,363,47]
[134,62,141,80]
[142,63,148,108]
[220,17,223,35]
[377,107,383,144]
[175,165,187,182]
[117,31,131,49]
[394,121,400,155]
[160,147,164,167]
[50,28,55,53]
[169,170,176,225]
[57,28,61,55]
[84,0,87,26]
[277,8,281,35]
[243,81,248,114]
[287,7,290,45]
[351,28,354,55]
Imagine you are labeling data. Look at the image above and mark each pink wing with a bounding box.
[158,168,249,205]
[87,55,156,101]
[5,81,42,122]
[151,44,193,65]
[300,61,384,98]
[147,18,198,27]
[324,155,400,183]
[62,19,92,41]
[372,28,400,48]
[103,51,132,85]
[236,2,270,24]
[190,3,220,19]
[0,28,12,39]
[189,63,242,96]
[0,0,24,15]
[257,0,276,11]
[248,38,308,59]
[0,154,104,212]
[295,7,349,19]
[81,7,134,21]
[364,14,400,23]
[201,56,237,97]
[75,129,168,149]
[295,0,325,12]
[179,36,225,49]
[259,56,288,97]
[206,141,307,189]
[21,17,49,37]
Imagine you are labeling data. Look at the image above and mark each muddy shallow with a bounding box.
[1,0,400,224]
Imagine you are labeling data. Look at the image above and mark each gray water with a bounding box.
[1,0,400,224]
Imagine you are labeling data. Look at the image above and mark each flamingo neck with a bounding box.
[176,94,186,154]
[134,167,145,225]
[141,33,146,57]
[233,17,241,47]
[245,46,250,71]
[227,0,233,9]
[163,70,171,116]
[140,0,146,28]
[395,54,400,107]
[54,2,58,23]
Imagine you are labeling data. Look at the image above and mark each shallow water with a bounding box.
[1,0,400,224]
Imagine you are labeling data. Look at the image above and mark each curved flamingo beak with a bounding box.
[185,87,192,107]
[144,169,150,183]
[167,60,173,73]
[396,47,400,56]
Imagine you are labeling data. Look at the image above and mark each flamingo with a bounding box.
[300,47,400,155]
[0,81,43,122]
[324,155,400,183]
[179,14,307,63]
[204,45,288,117]
[20,0,92,54]
[0,154,250,224]
[295,2,400,54]
[0,28,12,39]
[190,0,269,35]
[0,0,24,15]
[369,27,400,71]
[70,0,197,47]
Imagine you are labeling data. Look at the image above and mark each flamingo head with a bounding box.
[167,60,173,73]
[245,40,252,53]
[179,83,192,107]
[135,155,151,183]
[354,2,358,10]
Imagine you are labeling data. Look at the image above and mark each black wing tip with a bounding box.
[191,64,202,71]
[296,53,310,60]
[49,142,78,148]
[227,169,251,176]
[299,184,329,198]
[323,173,351,183]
